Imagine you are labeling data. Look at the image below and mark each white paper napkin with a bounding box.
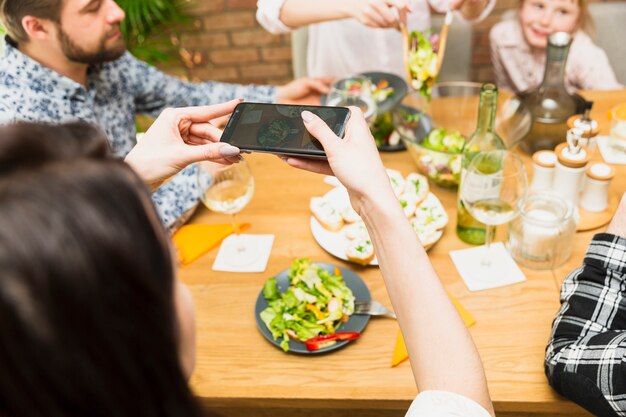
[597,136,626,165]
[449,243,526,291]
[212,234,274,273]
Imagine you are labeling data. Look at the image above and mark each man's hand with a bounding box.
[607,193,626,238]
[350,0,411,29]
[125,99,242,190]
[276,77,334,104]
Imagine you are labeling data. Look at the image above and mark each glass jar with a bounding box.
[507,193,576,270]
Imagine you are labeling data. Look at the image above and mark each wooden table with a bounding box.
[180,90,626,417]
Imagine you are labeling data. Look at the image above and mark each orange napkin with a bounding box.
[172,223,250,266]
[391,292,476,367]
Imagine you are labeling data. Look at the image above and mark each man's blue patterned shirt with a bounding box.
[0,37,277,230]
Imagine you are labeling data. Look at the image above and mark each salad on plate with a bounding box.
[260,258,358,352]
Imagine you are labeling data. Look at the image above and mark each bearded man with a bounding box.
[0,0,330,229]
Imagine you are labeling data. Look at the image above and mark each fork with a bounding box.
[354,300,397,319]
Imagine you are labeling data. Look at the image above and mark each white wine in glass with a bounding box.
[460,150,527,269]
[198,159,257,266]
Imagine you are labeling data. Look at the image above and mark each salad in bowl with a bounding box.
[393,105,466,188]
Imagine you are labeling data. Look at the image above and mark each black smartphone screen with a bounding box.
[221,103,350,158]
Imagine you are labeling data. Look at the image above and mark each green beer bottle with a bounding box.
[456,83,506,244]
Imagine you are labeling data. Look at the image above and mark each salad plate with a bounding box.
[255,261,371,354]
[359,71,408,114]
[320,72,408,115]
[376,131,406,152]
[309,186,444,266]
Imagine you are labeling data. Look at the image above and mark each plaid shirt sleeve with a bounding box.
[545,233,626,417]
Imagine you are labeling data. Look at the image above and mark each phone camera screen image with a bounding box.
[224,103,349,157]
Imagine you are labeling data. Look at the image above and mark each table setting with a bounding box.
[170,20,626,415]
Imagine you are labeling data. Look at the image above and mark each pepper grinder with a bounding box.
[567,101,600,150]
[552,128,591,206]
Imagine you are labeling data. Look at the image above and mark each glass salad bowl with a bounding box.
[393,105,463,188]
[395,82,532,188]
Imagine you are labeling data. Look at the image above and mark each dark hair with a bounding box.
[0,0,62,44]
[0,122,202,417]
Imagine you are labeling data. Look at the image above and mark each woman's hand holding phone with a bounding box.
[125,100,242,191]
[283,108,395,214]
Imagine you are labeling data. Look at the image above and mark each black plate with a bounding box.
[391,104,433,146]
[320,72,408,115]
[377,137,406,152]
[254,262,371,354]
[359,71,409,114]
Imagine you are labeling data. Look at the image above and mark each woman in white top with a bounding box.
[285,108,495,416]
[257,0,495,79]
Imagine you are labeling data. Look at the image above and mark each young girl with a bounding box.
[490,0,623,93]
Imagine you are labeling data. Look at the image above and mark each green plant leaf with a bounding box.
[117,0,185,64]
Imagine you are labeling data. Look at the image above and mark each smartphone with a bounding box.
[221,102,351,159]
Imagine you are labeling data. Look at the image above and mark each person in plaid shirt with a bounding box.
[546,193,626,417]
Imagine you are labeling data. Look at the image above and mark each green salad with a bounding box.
[260,258,356,352]
[423,128,465,153]
[371,112,394,146]
[408,31,438,100]
[344,78,394,103]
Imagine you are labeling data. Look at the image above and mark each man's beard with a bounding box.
[57,25,126,65]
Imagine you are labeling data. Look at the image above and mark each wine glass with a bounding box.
[460,150,528,267]
[197,159,257,266]
[326,76,378,124]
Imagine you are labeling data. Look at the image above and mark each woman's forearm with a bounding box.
[358,190,494,415]
[279,0,356,27]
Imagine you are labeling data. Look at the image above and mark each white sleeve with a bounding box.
[429,0,495,24]
[256,0,293,34]
[405,391,492,417]
[461,0,496,24]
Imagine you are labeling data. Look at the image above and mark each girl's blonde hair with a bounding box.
[577,0,596,36]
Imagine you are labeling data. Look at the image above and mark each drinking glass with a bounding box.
[326,76,378,123]
[197,159,257,266]
[460,150,528,266]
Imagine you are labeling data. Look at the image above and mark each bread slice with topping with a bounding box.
[386,169,405,198]
[414,194,448,229]
[405,173,429,206]
[310,197,344,232]
[346,238,374,265]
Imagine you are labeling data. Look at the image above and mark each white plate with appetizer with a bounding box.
[310,170,447,266]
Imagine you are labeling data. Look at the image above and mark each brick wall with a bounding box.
[160,0,293,85]
[161,0,619,86]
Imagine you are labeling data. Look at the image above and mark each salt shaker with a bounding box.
[567,101,599,150]
[580,163,614,212]
[530,150,557,192]
[553,128,591,206]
